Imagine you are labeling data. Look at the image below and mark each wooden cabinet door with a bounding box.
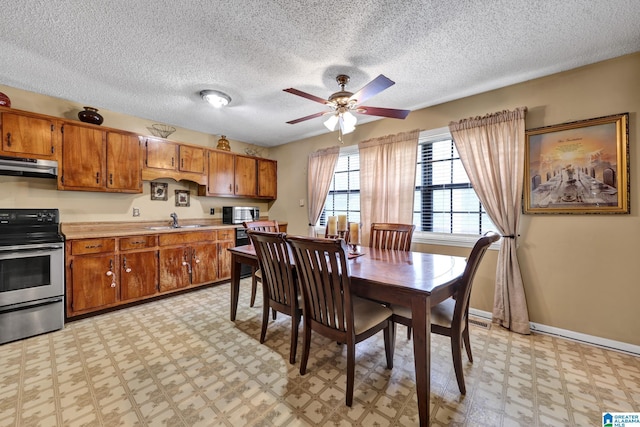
[234,155,257,197]
[257,158,277,199]
[120,251,158,301]
[107,132,141,192]
[145,138,177,170]
[217,240,234,280]
[179,145,205,173]
[1,112,56,157]
[191,242,218,285]
[70,254,117,313]
[159,247,191,292]
[206,150,235,196]
[61,123,105,189]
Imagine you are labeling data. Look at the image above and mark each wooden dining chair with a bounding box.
[243,220,279,307]
[247,230,302,364]
[285,235,394,407]
[391,231,500,394]
[369,223,415,251]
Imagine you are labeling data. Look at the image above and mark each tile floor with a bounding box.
[1,279,639,426]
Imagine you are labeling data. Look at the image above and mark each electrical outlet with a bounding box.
[210,208,215,215]
[299,199,305,207]
[132,207,140,217]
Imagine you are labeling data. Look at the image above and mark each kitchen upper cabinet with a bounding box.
[144,137,178,170]
[258,158,277,199]
[61,123,105,190]
[0,111,58,159]
[179,145,205,174]
[234,155,257,197]
[199,150,277,200]
[106,132,142,192]
[142,137,207,184]
[201,150,235,196]
[60,123,141,193]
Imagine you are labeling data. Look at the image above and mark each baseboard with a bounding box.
[468,308,640,356]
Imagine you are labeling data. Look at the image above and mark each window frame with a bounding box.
[413,127,496,248]
[318,128,499,249]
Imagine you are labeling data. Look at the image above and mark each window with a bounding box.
[320,128,495,243]
[321,146,360,225]
[415,129,495,235]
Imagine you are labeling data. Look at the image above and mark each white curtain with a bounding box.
[449,107,530,334]
[306,146,340,236]
[359,129,419,245]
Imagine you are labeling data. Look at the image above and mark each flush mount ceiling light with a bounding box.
[200,90,231,108]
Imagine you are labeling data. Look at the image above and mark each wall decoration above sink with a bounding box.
[175,189,190,207]
[151,182,168,201]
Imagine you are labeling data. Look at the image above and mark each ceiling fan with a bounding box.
[284,74,410,137]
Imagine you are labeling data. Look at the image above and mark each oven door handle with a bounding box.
[0,243,64,257]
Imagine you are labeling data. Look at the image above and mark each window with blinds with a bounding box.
[321,150,361,225]
[415,136,495,234]
[321,130,494,236]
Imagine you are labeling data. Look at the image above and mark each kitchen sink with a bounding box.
[145,224,206,230]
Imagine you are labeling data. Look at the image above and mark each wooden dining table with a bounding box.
[228,244,467,427]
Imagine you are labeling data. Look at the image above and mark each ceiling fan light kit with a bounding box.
[200,90,231,108]
[284,74,410,138]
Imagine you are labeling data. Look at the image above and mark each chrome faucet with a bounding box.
[170,212,179,228]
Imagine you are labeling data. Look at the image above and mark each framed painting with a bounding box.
[175,190,190,207]
[524,113,629,214]
[150,182,168,201]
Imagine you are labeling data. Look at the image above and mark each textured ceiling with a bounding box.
[1,1,639,147]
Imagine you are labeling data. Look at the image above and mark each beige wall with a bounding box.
[269,52,640,346]
[2,52,638,346]
[0,87,273,222]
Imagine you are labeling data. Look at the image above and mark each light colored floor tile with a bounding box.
[1,280,639,426]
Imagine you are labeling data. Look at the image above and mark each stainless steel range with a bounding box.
[0,209,64,344]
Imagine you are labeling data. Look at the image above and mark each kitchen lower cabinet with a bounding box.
[66,238,118,315]
[65,228,234,318]
[191,242,219,285]
[119,235,159,301]
[159,247,192,292]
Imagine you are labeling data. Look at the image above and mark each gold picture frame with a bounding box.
[524,113,629,214]
[175,190,190,207]
[150,182,168,201]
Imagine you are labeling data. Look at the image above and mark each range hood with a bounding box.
[0,156,58,179]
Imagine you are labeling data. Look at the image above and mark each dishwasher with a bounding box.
[234,227,253,278]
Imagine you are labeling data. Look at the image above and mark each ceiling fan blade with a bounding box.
[286,111,329,124]
[283,88,329,105]
[349,74,395,104]
[357,106,411,119]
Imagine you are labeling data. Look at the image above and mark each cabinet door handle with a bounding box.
[181,158,184,169]
[123,256,132,273]
[171,157,175,167]
[109,173,113,185]
[6,132,11,146]
[95,172,100,184]
[106,259,117,287]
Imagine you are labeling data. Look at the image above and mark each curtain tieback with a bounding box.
[308,223,315,226]
[501,234,516,238]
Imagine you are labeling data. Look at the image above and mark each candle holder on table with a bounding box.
[348,223,361,255]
